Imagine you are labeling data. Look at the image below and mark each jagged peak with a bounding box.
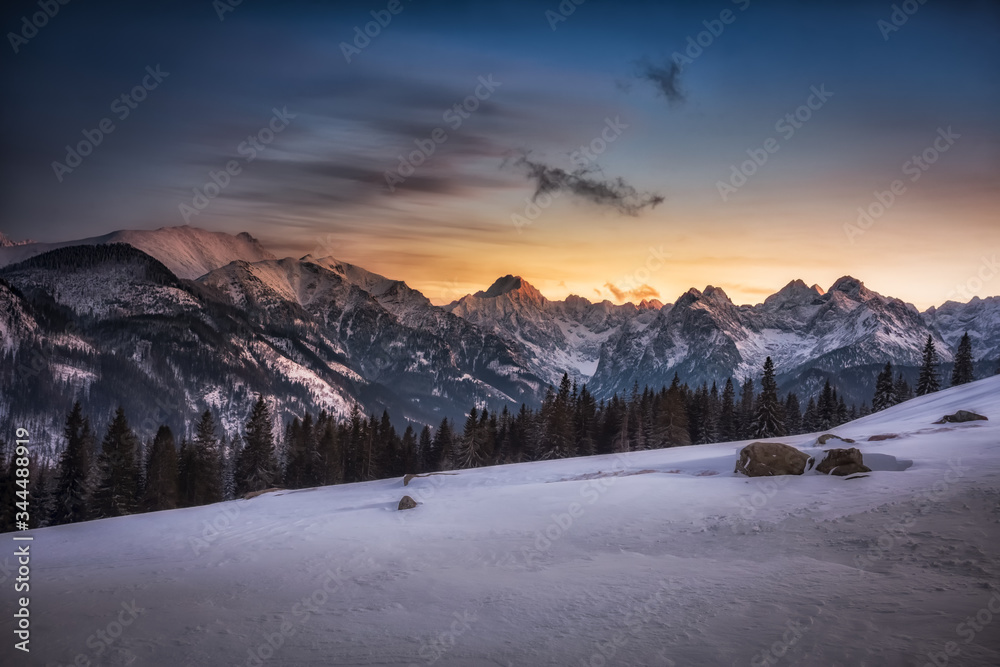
[638,298,664,310]
[765,279,825,308]
[701,285,733,304]
[829,275,876,301]
[476,275,545,303]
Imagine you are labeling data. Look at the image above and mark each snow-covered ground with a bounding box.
[6,377,1000,666]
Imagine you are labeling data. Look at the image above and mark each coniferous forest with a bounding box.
[0,346,986,533]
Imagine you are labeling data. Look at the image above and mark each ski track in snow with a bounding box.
[5,377,1000,666]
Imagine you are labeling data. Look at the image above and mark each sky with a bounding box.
[1,0,998,310]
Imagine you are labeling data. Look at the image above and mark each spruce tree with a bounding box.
[950,332,975,387]
[893,373,912,403]
[53,402,92,524]
[191,410,223,505]
[433,418,455,470]
[418,425,435,473]
[719,378,737,441]
[738,377,755,439]
[802,396,819,432]
[92,407,140,518]
[752,357,785,438]
[143,425,179,512]
[873,362,896,412]
[917,335,940,396]
[784,393,802,435]
[234,396,278,496]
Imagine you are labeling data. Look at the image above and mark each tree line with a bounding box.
[0,340,989,532]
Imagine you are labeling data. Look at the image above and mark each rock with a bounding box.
[816,448,872,476]
[867,434,898,441]
[817,433,856,445]
[934,410,988,424]
[398,495,418,510]
[830,463,872,477]
[735,442,812,477]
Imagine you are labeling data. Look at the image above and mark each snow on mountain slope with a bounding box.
[925,296,1000,362]
[446,275,659,384]
[10,376,999,666]
[591,276,953,402]
[0,225,275,279]
[0,278,38,352]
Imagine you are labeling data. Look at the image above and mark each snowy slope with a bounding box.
[0,226,275,280]
[8,376,999,666]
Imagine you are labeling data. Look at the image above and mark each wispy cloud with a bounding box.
[504,152,664,216]
[604,282,660,301]
[634,57,685,105]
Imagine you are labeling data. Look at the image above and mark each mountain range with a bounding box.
[1,225,997,448]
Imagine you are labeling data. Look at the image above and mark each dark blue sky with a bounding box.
[2,0,998,307]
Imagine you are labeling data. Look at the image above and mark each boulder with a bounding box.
[830,463,872,477]
[867,434,898,441]
[817,433,856,445]
[398,495,418,510]
[816,448,872,476]
[735,442,812,477]
[934,410,988,424]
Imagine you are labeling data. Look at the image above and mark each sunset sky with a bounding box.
[1,0,998,309]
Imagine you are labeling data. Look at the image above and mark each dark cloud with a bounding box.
[635,57,685,105]
[505,152,664,217]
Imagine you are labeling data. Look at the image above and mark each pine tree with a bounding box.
[575,385,598,457]
[142,425,179,512]
[433,418,455,470]
[53,402,92,524]
[917,335,940,396]
[234,396,278,496]
[784,393,802,435]
[873,362,896,412]
[893,373,913,403]
[950,332,975,387]
[718,378,737,441]
[753,357,785,438]
[418,425,435,473]
[738,377,755,439]
[191,410,223,505]
[818,380,836,430]
[92,407,140,518]
[802,396,819,433]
